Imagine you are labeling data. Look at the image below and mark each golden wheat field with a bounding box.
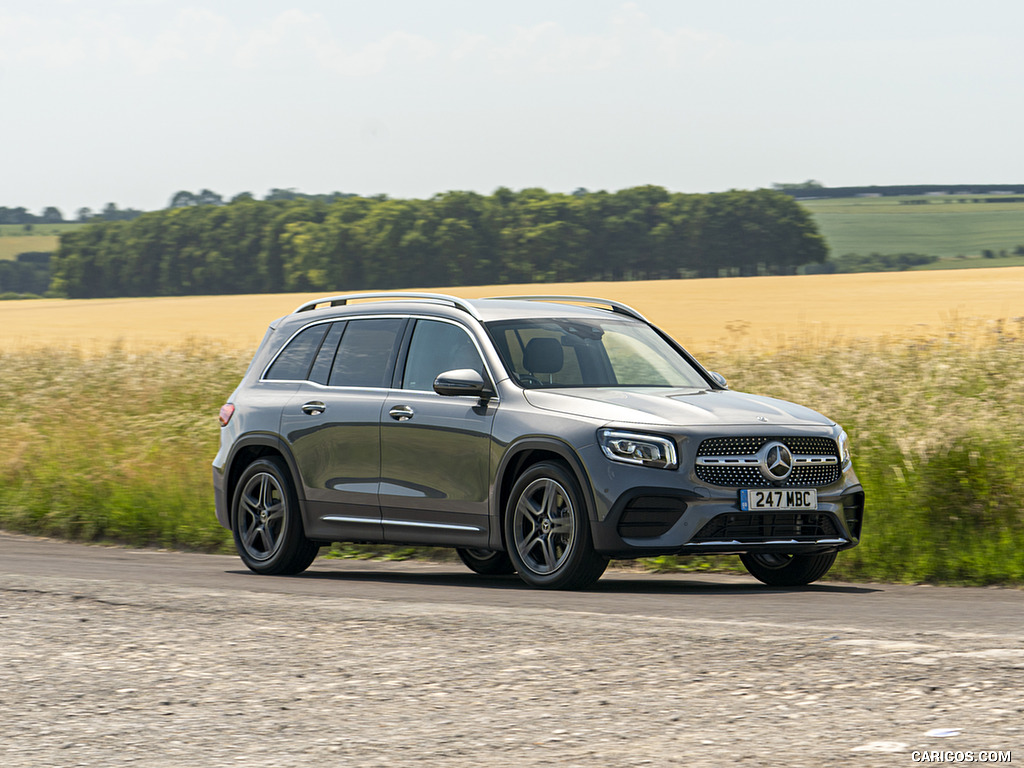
[2,267,1023,353]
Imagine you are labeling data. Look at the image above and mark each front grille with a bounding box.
[690,512,841,544]
[695,436,840,488]
[617,496,687,539]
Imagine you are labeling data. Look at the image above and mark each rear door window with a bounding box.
[328,318,406,388]
[308,321,346,385]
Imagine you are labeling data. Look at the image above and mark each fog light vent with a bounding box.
[617,496,687,539]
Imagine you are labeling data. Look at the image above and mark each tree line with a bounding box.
[0,252,50,297]
[1,188,364,227]
[50,186,828,299]
[1,206,67,225]
[0,204,148,225]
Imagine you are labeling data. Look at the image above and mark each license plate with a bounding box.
[740,488,817,511]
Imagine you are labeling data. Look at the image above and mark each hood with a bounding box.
[523,387,833,427]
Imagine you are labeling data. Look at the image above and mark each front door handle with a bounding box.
[301,401,326,416]
[389,405,414,422]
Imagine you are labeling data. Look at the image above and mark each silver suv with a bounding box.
[213,293,863,589]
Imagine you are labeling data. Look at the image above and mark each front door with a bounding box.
[379,319,497,546]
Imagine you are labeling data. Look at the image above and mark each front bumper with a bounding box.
[591,483,864,558]
[580,427,864,558]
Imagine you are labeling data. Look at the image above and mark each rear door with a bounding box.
[280,317,406,542]
[379,318,497,546]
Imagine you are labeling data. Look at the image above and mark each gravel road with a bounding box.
[1,537,1022,767]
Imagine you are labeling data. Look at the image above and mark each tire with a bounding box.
[456,548,516,576]
[739,551,837,587]
[231,456,319,575]
[504,461,608,590]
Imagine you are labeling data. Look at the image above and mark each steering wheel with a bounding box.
[519,373,541,387]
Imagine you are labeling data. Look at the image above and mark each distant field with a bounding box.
[2,269,1023,354]
[801,195,1024,258]
[915,255,1024,270]
[0,235,60,260]
[0,223,80,236]
[0,223,80,260]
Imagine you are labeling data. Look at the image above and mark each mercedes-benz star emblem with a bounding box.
[759,441,794,483]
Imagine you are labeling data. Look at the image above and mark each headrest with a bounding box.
[523,337,563,374]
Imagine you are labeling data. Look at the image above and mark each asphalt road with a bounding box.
[2,533,1022,767]
[1,533,1022,638]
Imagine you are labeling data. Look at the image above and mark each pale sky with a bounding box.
[3,0,1023,216]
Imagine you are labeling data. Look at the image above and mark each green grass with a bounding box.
[0,223,81,237]
[912,255,1024,270]
[0,223,80,260]
[0,345,249,551]
[801,195,1024,259]
[702,321,1024,584]
[2,330,1023,584]
[0,235,60,260]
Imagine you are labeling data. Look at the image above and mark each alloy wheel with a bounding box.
[511,477,577,575]
[237,472,287,562]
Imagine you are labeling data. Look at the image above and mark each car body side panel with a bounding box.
[487,386,603,551]
[213,380,300,530]
[379,390,496,546]
[280,384,386,541]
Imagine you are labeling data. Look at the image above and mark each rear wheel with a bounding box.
[504,461,608,590]
[231,456,319,575]
[456,548,516,575]
[740,551,837,586]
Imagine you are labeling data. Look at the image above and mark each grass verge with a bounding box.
[2,327,1023,584]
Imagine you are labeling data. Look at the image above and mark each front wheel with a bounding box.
[504,462,608,590]
[740,551,837,587]
[456,548,516,576]
[231,456,319,575]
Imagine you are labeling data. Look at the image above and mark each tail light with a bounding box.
[219,403,235,427]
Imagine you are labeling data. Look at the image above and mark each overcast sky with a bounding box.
[3,0,1023,215]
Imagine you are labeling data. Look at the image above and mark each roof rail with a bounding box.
[292,292,482,320]
[483,295,648,322]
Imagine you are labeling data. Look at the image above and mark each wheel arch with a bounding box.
[225,434,308,530]
[489,438,598,551]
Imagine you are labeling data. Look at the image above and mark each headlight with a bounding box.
[837,429,852,468]
[598,429,678,470]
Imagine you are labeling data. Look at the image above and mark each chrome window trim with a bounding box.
[260,317,344,382]
[259,313,501,401]
[400,316,500,398]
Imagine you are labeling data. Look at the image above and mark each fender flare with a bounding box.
[488,437,598,551]
[224,433,310,523]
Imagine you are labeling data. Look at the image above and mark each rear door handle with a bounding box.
[301,401,326,416]
[389,405,414,422]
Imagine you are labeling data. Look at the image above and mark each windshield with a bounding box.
[486,317,709,389]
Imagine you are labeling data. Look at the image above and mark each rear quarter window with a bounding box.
[264,324,330,381]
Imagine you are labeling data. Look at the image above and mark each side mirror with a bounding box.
[709,371,728,389]
[433,369,493,398]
